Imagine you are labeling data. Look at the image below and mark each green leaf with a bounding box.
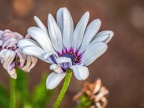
[32,73,55,108]
[0,83,9,108]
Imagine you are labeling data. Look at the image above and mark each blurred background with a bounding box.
[0,0,144,108]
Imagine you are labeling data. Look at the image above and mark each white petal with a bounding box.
[21,56,31,72]
[21,55,37,72]
[28,27,53,51]
[1,50,16,78]
[0,40,3,46]
[34,16,48,34]
[93,79,102,94]
[56,57,72,69]
[13,32,23,40]
[70,65,89,80]
[21,45,45,59]
[2,50,16,71]
[7,69,17,79]
[41,51,58,63]
[78,19,101,54]
[3,31,23,40]
[56,7,74,50]
[93,30,114,43]
[56,8,63,32]
[46,72,66,89]
[72,12,90,52]
[3,29,11,34]
[81,42,108,66]
[0,30,3,37]
[48,14,63,53]
[28,56,38,70]
[15,49,26,68]
[50,64,63,73]
[18,38,40,49]
[0,49,7,60]
[2,38,17,49]
[95,87,109,102]
[95,102,102,108]
[56,57,72,64]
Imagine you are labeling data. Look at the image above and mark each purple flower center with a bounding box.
[61,52,79,64]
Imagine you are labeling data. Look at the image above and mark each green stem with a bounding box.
[53,69,72,108]
[10,78,16,108]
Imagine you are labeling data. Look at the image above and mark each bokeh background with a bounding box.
[0,0,144,108]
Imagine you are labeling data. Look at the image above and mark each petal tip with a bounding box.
[46,83,53,90]
[96,19,101,23]
[85,11,90,15]
[110,31,114,37]
[84,11,90,18]
[10,72,17,79]
[48,13,52,18]
[34,16,37,20]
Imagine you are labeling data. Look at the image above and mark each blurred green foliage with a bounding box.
[0,69,55,108]
[31,73,54,108]
[0,83,9,108]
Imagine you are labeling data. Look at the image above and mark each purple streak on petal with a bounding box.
[7,46,17,51]
[57,50,63,56]
[70,47,74,53]
[77,50,83,56]
[60,62,72,70]
[15,53,18,57]
[49,55,57,64]
[17,60,21,68]
[65,48,71,53]
[62,49,66,54]
[57,52,61,56]
[58,49,66,57]
[75,49,80,55]
[10,62,15,70]
[0,46,2,51]
[76,60,80,64]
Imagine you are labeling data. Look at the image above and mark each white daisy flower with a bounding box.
[18,7,114,89]
[0,29,38,79]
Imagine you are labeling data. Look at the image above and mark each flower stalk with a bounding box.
[10,78,16,108]
[53,69,72,108]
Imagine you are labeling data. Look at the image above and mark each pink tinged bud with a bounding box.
[0,29,38,79]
